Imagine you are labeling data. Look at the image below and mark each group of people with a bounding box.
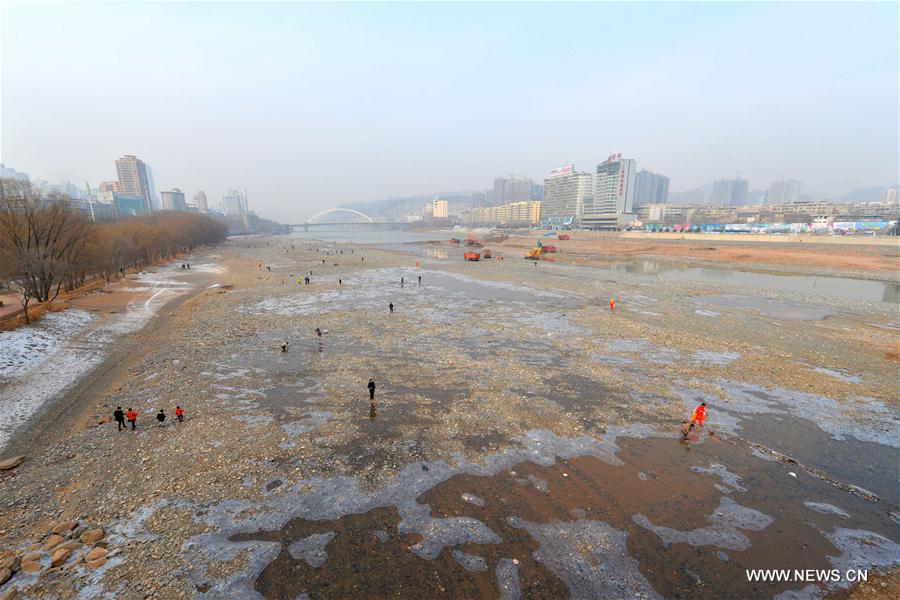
[113,405,185,430]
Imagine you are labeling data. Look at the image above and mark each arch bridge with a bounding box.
[305,208,374,224]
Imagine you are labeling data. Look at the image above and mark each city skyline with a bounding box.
[2,1,898,221]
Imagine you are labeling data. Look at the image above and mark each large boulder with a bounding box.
[0,456,24,470]
[79,528,104,544]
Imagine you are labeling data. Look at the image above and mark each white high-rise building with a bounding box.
[582,154,636,229]
[768,178,802,204]
[881,188,897,206]
[222,189,246,216]
[541,165,594,228]
[193,191,209,212]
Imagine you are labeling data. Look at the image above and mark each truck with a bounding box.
[464,251,481,261]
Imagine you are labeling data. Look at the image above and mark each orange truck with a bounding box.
[464,251,481,261]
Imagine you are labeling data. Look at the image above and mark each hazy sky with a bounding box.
[2,1,898,221]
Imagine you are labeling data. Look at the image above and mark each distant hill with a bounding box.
[840,185,897,203]
[339,192,475,220]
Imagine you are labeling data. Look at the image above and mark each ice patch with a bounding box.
[495,558,521,600]
[451,549,488,572]
[0,309,94,379]
[287,532,335,567]
[812,368,862,384]
[691,351,740,365]
[634,496,773,551]
[803,502,850,519]
[511,518,662,599]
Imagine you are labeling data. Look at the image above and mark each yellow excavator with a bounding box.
[525,239,543,260]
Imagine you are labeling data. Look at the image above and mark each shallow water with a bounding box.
[594,259,900,303]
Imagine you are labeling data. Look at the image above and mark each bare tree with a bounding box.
[0,179,90,323]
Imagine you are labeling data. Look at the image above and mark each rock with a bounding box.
[20,560,41,573]
[0,554,18,572]
[52,521,77,535]
[0,456,24,470]
[0,567,10,585]
[43,534,64,550]
[85,547,107,562]
[0,586,18,600]
[79,528,104,544]
[50,548,70,567]
[22,551,41,563]
[58,541,80,552]
[86,556,107,569]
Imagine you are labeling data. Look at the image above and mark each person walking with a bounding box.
[113,406,126,431]
[368,378,376,400]
[126,407,138,431]
[609,297,616,311]
[281,341,289,353]
[175,406,185,422]
[684,402,707,437]
[315,327,322,338]
[389,303,394,314]
[156,409,166,427]
[418,275,421,285]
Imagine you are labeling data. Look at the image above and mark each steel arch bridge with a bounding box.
[306,208,374,224]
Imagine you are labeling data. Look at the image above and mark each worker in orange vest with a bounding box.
[609,297,616,311]
[125,408,138,431]
[685,402,706,436]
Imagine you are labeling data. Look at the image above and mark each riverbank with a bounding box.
[0,235,896,599]
[485,233,900,282]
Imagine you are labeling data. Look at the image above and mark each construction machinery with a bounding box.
[525,239,544,260]
[464,251,481,261]
[482,249,492,259]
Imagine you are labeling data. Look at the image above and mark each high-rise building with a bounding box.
[884,189,899,206]
[222,190,244,217]
[493,175,533,205]
[471,191,486,209]
[98,181,120,193]
[541,165,593,228]
[582,154,636,229]
[145,164,159,210]
[767,179,801,204]
[193,191,209,212]
[633,170,670,207]
[160,188,187,211]
[711,177,750,206]
[115,155,153,213]
[432,198,448,220]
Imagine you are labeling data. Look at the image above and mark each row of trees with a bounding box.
[0,178,228,323]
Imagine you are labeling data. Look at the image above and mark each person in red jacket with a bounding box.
[684,402,706,437]
[125,408,138,431]
[175,406,184,422]
[609,297,616,311]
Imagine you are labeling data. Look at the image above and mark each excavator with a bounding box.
[525,239,543,260]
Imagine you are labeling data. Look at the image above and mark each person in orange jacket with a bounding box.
[609,297,616,311]
[686,402,706,435]
[175,406,184,422]
[125,408,138,431]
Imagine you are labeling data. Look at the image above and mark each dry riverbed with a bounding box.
[0,235,897,599]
